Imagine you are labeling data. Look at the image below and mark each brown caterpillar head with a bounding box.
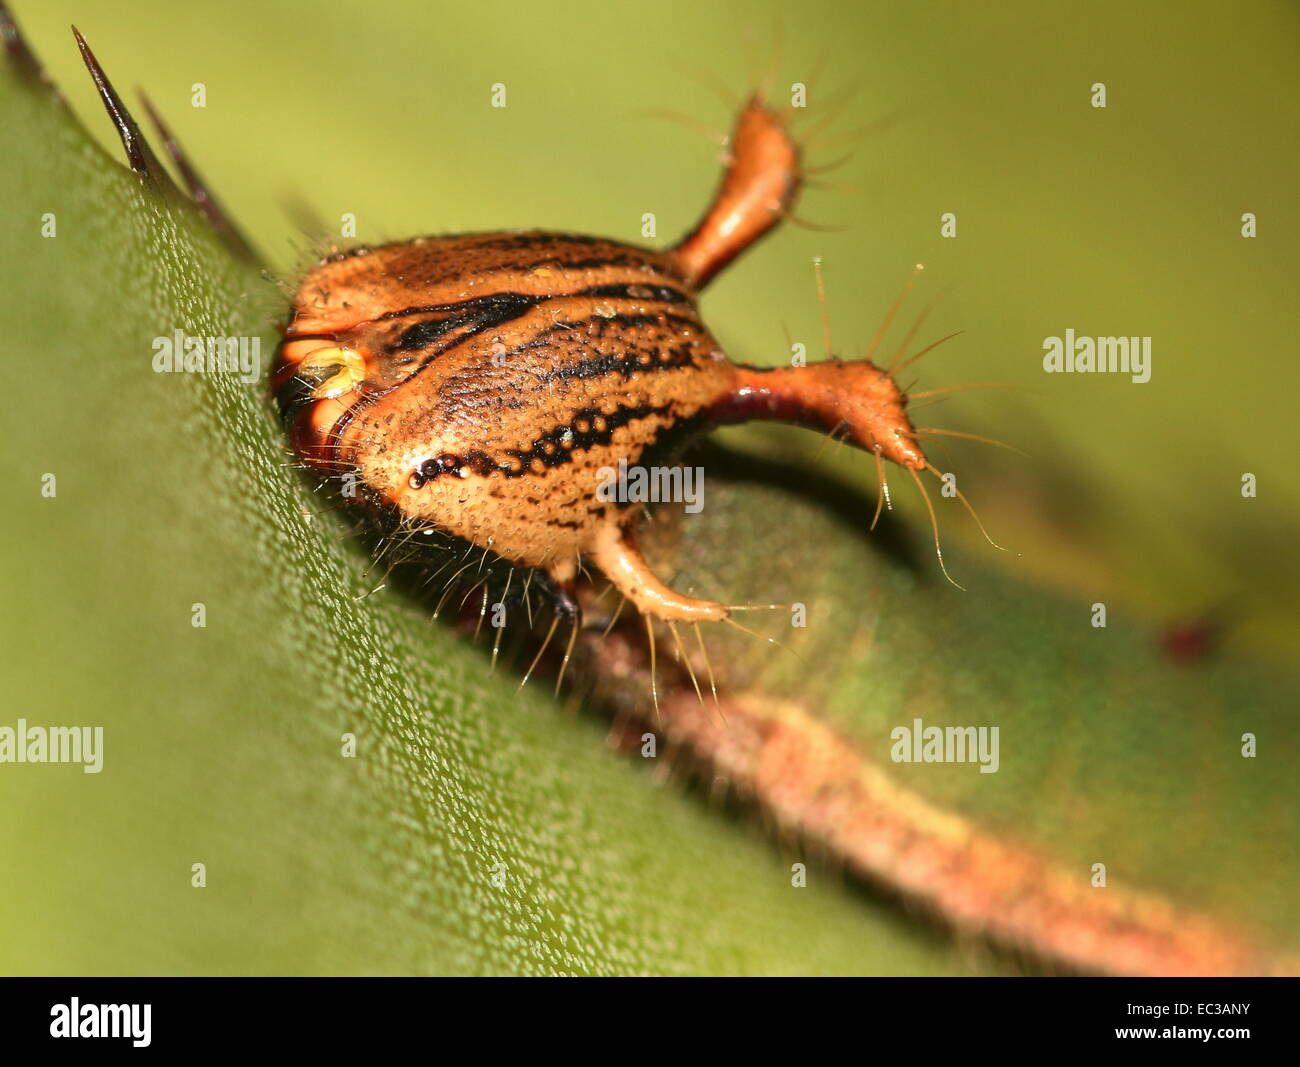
[268,92,1002,623]
[271,232,729,580]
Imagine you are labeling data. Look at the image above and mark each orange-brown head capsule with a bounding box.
[274,98,931,624]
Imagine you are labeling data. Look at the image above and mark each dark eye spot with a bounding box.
[409,454,462,488]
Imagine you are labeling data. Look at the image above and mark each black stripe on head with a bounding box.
[577,283,691,304]
[503,404,669,475]
[535,343,697,385]
[407,403,672,488]
[392,291,541,351]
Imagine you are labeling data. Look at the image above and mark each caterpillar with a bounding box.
[272,97,992,637]
[47,15,998,686]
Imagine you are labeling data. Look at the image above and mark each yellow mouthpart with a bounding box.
[300,346,365,399]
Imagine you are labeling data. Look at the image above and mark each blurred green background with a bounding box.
[2,0,1297,975]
